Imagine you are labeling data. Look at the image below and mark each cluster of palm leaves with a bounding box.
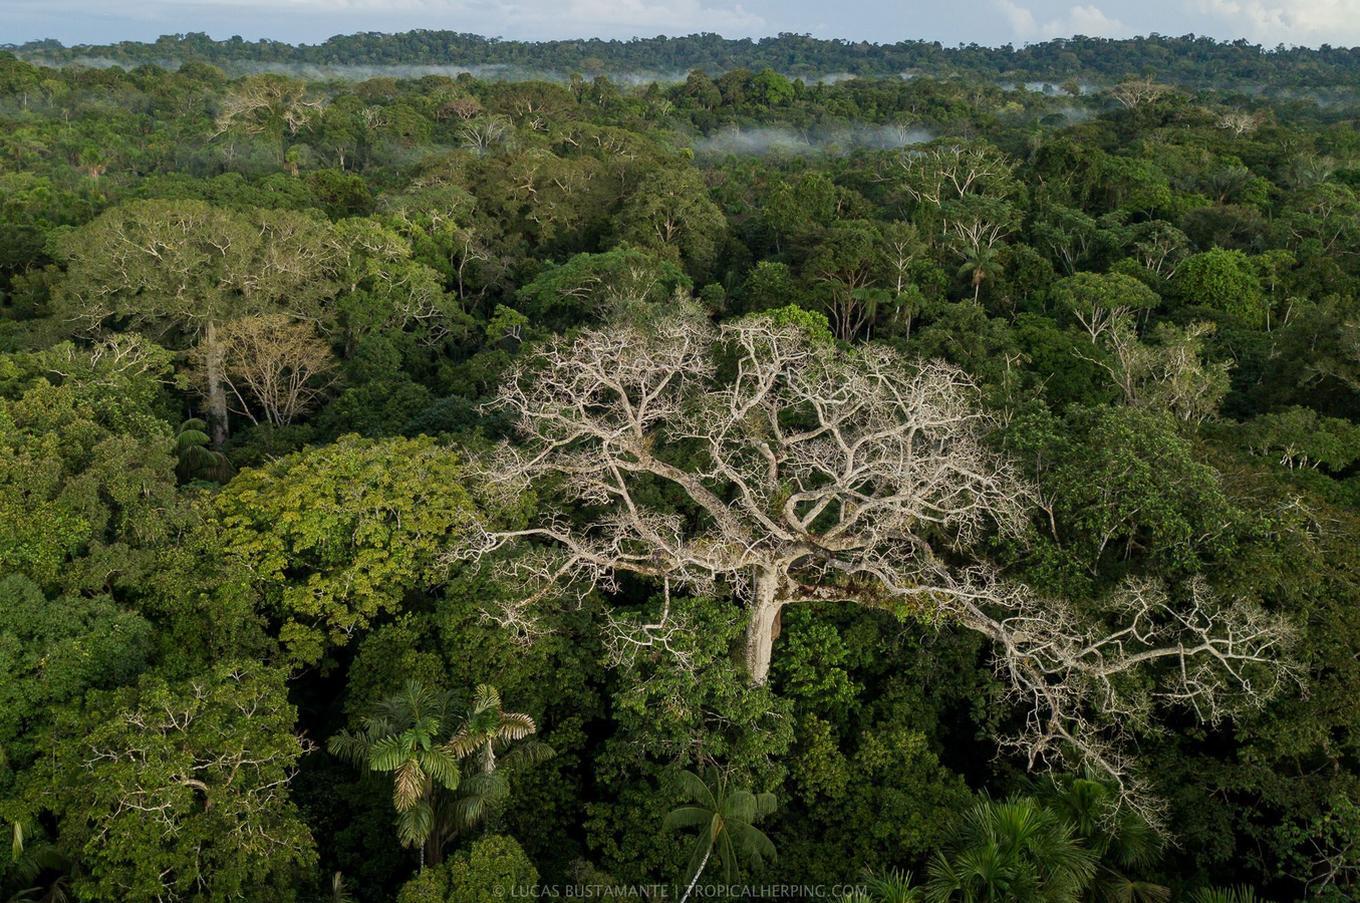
[844,774,1275,903]
[5,821,71,903]
[924,796,1099,902]
[841,868,922,903]
[1184,890,1267,903]
[662,768,778,903]
[173,418,233,484]
[327,681,552,867]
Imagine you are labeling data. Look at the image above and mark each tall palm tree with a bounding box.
[447,685,539,775]
[444,684,553,832]
[956,244,1004,303]
[925,796,1097,903]
[328,681,462,867]
[662,768,777,903]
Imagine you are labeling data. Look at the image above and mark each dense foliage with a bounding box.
[2,38,1360,902]
[14,32,1360,93]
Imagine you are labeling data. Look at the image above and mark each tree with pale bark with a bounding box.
[54,199,340,446]
[887,140,1017,216]
[457,306,1296,821]
[1080,318,1231,424]
[1108,79,1173,110]
[211,74,323,162]
[192,314,338,428]
[1054,272,1160,343]
[36,662,315,902]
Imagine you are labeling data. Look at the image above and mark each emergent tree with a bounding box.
[461,308,1295,819]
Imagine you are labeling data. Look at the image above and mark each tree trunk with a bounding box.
[424,832,440,868]
[202,319,230,448]
[743,571,784,685]
[424,796,447,867]
[679,845,711,903]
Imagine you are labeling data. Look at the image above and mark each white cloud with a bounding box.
[98,0,764,34]
[997,0,1136,40]
[501,0,764,34]
[998,0,1040,35]
[1196,0,1360,44]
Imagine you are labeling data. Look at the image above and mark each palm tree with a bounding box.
[1034,773,1168,903]
[5,821,72,903]
[327,871,355,903]
[173,418,233,483]
[843,869,923,903]
[662,768,777,903]
[925,796,1098,903]
[447,685,539,775]
[444,685,553,833]
[956,244,1003,303]
[328,681,462,867]
[1186,889,1269,903]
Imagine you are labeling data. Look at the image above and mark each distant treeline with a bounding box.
[10,30,1360,88]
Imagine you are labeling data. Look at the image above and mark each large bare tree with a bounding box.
[460,309,1294,818]
[196,314,338,428]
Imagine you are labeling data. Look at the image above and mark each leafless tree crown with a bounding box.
[454,308,1296,821]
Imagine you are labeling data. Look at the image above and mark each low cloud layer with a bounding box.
[691,125,935,157]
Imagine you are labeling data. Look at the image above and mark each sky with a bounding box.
[3,0,1359,50]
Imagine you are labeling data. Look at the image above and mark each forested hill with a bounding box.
[11,30,1360,88]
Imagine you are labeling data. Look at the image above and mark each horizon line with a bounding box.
[8,28,1358,54]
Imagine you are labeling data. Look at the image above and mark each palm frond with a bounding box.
[452,790,494,829]
[861,868,921,903]
[503,740,554,768]
[1186,888,1267,903]
[752,791,777,819]
[326,731,371,766]
[472,684,502,712]
[496,711,538,741]
[675,769,718,810]
[330,871,356,903]
[730,822,776,866]
[681,833,712,889]
[392,758,429,811]
[369,734,410,772]
[662,807,713,832]
[396,800,435,848]
[419,747,461,791]
[725,789,758,824]
[445,730,481,760]
[458,770,509,799]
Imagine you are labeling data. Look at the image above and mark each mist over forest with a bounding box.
[15,29,1360,91]
[3,25,1360,903]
